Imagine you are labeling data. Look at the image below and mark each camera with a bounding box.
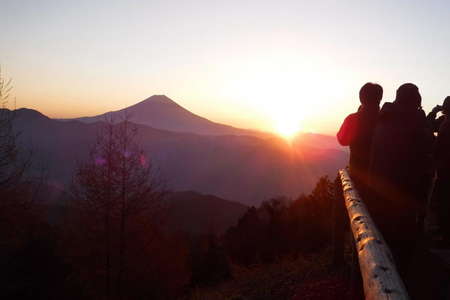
[434,105,443,112]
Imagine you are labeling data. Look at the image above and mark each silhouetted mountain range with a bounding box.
[71,95,263,136]
[7,96,347,206]
[29,182,246,235]
[165,191,248,235]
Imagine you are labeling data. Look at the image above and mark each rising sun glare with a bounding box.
[271,106,303,140]
[222,67,314,140]
[275,117,301,140]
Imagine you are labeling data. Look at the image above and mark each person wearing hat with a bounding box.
[432,97,450,244]
[368,83,434,279]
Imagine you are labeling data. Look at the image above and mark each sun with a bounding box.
[270,105,303,140]
[221,65,318,139]
[274,117,301,140]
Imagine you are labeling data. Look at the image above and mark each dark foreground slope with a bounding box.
[10,108,347,206]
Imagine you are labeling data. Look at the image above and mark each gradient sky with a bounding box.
[1,0,450,134]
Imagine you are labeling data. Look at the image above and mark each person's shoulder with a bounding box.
[418,108,427,118]
[380,102,395,112]
[340,112,361,130]
[344,112,359,122]
[376,102,395,122]
[337,111,360,146]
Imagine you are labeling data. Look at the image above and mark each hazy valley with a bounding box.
[10,95,346,206]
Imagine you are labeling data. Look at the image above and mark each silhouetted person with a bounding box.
[368,83,434,278]
[431,97,450,243]
[337,82,382,196]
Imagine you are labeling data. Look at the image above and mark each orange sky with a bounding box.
[2,1,450,135]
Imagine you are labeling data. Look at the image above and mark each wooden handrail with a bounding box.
[339,169,409,300]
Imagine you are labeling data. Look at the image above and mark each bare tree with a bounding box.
[71,115,165,300]
[0,69,34,213]
[0,68,21,190]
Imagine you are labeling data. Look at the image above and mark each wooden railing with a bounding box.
[339,169,409,300]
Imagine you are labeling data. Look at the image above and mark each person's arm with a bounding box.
[427,105,443,133]
[337,114,357,146]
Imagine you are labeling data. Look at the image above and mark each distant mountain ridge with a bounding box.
[165,191,248,235]
[71,95,263,136]
[6,107,347,206]
[27,182,247,236]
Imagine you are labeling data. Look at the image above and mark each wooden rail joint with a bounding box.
[339,169,409,300]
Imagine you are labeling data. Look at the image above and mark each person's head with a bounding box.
[395,83,421,109]
[359,82,383,107]
[443,96,450,115]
